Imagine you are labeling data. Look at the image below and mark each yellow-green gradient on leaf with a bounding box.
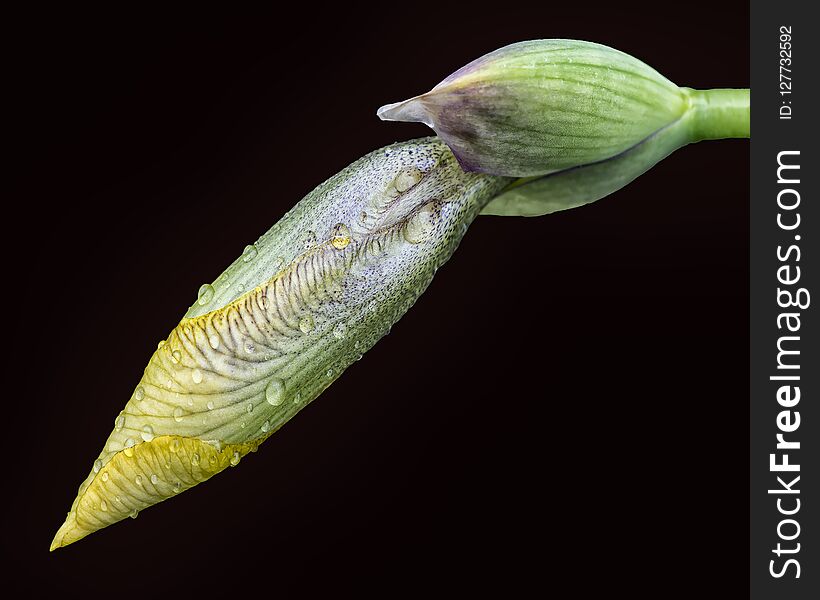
[51,139,510,550]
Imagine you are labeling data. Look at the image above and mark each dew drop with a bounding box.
[298,315,315,334]
[115,414,125,431]
[293,392,302,405]
[135,475,143,486]
[141,425,155,442]
[192,368,203,384]
[261,420,270,433]
[150,474,159,485]
[332,323,347,339]
[129,509,139,519]
[208,334,220,349]
[197,284,215,306]
[207,401,215,411]
[244,341,256,354]
[242,244,258,262]
[191,453,201,467]
[101,472,109,482]
[93,459,102,473]
[230,451,241,466]
[326,368,334,378]
[170,350,182,365]
[394,167,423,193]
[331,223,351,250]
[170,439,181,453]
[403,201,438,244]
[173,407,184,422]
[265,378,285,406]
[173,481,182,493]
[274,256,285,271]
[246,403,254,414]
[100,500,108,512]
[157,340,166,349]
[134,386,145,401]
[359,211,368,224]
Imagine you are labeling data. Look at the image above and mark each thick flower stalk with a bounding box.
[378,39,749,180]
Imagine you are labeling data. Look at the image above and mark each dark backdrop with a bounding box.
[8,4,748,596]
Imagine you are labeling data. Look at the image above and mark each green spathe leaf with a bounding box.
[378,39,689,177]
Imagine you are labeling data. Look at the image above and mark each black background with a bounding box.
[8,4,748,596]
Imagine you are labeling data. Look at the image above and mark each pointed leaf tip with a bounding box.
[376,96,434,127]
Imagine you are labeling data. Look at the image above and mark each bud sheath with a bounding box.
[379,39,690,177]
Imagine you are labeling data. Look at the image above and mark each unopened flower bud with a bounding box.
[378,39,688,177]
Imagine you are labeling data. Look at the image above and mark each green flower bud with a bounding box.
[378,39,689,177]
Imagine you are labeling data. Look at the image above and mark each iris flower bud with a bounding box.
[379,40,692,177]
[50,138,509,550]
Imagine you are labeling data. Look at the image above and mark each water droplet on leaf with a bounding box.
[265,378,285,406]
[394,167,423,193]
[197,284,215,306]
[242,244,258,262]
[141,425,154,442]
[331,223,351,250]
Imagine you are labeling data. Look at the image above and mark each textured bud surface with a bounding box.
[51,138,510,549]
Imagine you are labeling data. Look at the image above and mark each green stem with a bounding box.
[683,88,750,141]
